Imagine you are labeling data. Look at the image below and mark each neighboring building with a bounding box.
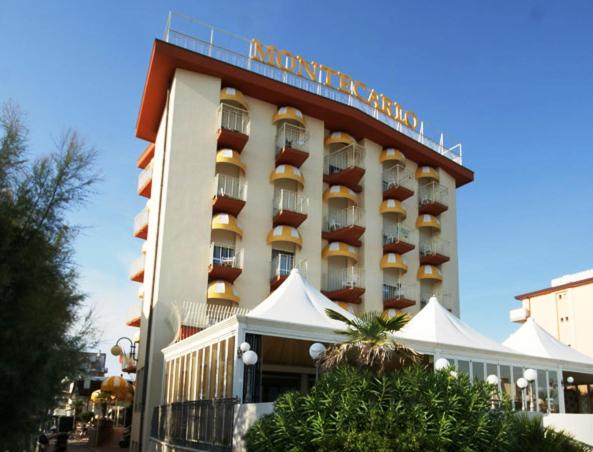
[128,14,474,450]
[512,269,593,358]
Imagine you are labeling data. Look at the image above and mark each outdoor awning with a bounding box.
[323,185,359,204]
[272,106,305,127]
[380,199,406,218]
[417,265,442,281]
[207,280,240,303]
[380,253,408,272]
[325,131,355,146]
[216,149,245,171]
[322,241,358,261]
[220,86,248,109]
[270,164,304,185]
[503,318,593,367]
[380,148,406,164]
[212,213,242,237]
[415,166,439,181]
[267,225,302,247]
[416,214,441,230]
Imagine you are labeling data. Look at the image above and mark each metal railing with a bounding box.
[163,12,463,165]
[419,181,449,206]
[420,239,450,257]
[133,206,149,235]
[276,122,308,154]
[383,283,415,301]
[150,399,238,451]
[137,161,153,192]
[213,173,246,200]
[324,143,365,175]
[218,103,248,134]
[382,163,414,192]
[383,223,414,245]
[129,255,146,279]
[323,266,363,292]
[324,206,363,231]
[179,302,249,330]
[273,189,308,215]
[209,244,243,268]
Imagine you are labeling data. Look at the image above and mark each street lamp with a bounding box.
[110,337,137,361]
[566,375,574,385]
[517,377,528,411]
[238,342,258,403]
[523,368,537,412]
[309,343,326,383]
[486,374,500,409]
[434,358,450,371]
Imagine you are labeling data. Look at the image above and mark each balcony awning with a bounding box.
[325,131,355,146]
[380,148,406,164]
[220,86,248,109]
[415,166,439,181]
[380,253,408,272]
[380,199,406,218]
[212,213,242,237]
[207,280,240,303]
[267,225,302,247]
[322,241,358,261]
[216,149,245,171]
[417,264,442,281]
[272,106,305,127]
[416,214,441,230]
[323,185,359,204]
[270,164,304,186]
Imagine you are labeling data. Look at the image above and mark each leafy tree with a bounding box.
[0,100,99,449]
[245,366,587,452]
[320,309,420,375]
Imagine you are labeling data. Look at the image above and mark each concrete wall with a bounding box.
[232,402,275,451]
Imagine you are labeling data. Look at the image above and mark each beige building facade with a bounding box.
[512,269,593,359]
[127,28,474,449]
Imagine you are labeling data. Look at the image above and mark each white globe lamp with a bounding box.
[567,376,574,384]
[516,377,528,389]
[434,358,450,371]
[486,374,499,386]
[523,368,537,382]
[241,350,258,366]
[239,342,251,353]
[309,343,326,360]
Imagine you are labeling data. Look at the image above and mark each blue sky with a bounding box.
[1,1,592,374]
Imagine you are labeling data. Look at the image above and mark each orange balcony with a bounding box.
[382,164,414,201]
[275,123,309,167]
[322,268,364,304]
[126,304,141,328]
[419,240,450,265]
[208,244,243,283]
[212,174,246,217]
[129,255,145,283]
[383,283,416,309]
[323,144,365,192]
[133,206,149,240]
[217,104,249,151]
[272,189,308,228]
[418,181,449,216]
[137,162,153,198]
[383,225,415,254]
[322,206,365,247]
[137,143,155,169]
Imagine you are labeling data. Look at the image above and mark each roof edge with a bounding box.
[515,276,593,301]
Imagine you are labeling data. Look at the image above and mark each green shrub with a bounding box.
[245,366,587,452]
[506,414,587,452]
[78,411,94,423]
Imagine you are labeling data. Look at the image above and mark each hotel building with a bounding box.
[511,269,593,358]
[127,15,473,449]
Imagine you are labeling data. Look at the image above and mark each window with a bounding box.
[472,362,484,382]
[457,360,470,376]
[500,365,512,399]
[272,249,294,276]
[212,245,235,266]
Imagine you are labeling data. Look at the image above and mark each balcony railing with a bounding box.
[273,189,308,215]
[276,123,308,154]
[383,224,413,245]
[218,103,248,134]
[324,206,363,231]
[383,283,415,301]
[209,244,243,268]
[137,161,153,192]
[324,143,365,175]
[213,173,246,200]
[133,206,149,236]
[270,253,294,278]
[420,240,450,257]
[129,255,146,279]
[382,164,414,192]
[323,266,363,292]
[420,292,452,308]
[419,181,449,206]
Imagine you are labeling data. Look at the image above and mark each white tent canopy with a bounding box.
[246,268,355,330]
[395,297,513,354]
[503,318,593,367]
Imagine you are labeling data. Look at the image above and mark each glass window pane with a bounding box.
[472,362,484,381]
[513,366,524,410]
[458,360,470,376]
[548,370,559,413]
[537,369,548,413]
[500,365,512,399]
[486,363,498,380]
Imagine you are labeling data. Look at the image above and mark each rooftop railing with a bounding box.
[324,143,365,175]
[275,123,308,154]
[163,12,463,165]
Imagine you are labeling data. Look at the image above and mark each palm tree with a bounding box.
[320,309,420,375]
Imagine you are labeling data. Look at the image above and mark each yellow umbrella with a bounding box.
[101,376,131,401]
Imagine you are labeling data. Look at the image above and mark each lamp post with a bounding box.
[238,342,258,403]
[309,343,326,383]
[110,337,137,361]
[516,377,528,411]
[523,368,537,412]
[486,374,500,409]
